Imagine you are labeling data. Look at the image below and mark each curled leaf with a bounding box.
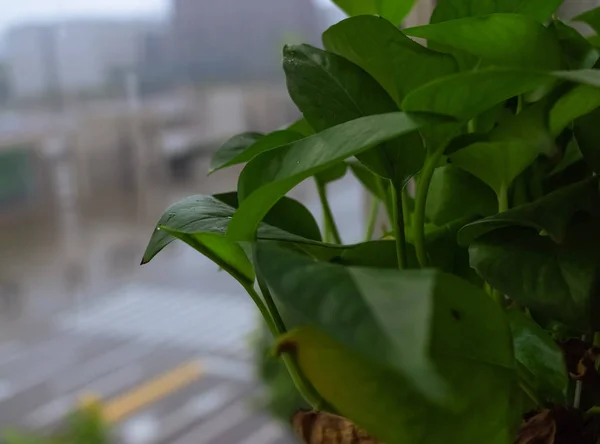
[292,410,381,444]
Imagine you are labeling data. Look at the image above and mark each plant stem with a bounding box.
[497,184,509,213]
[376,176,393,226]
[391,180,408,269]
[413,151,441,268]
[316,180,342,244]
[244,284,279,338]
[365,197,379,241]
[519,380,542,408]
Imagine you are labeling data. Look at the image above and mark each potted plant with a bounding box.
[143,0,600,441]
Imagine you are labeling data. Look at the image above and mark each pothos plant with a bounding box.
[143,0,600,442]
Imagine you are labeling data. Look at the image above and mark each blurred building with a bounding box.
[6,19,163,100]
[170,0,321,82]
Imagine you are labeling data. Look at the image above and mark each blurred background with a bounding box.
[0,0,597,443]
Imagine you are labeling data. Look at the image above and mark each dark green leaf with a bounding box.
[444,133,489,155]
[549,137,584,176]
[426,165,497,226]
[574,6,600,35]
[348,161,389,201]
[549,20,600,70]
[257,244,515,408]
[575,107,600,172]
[209,130,303,173]
[323,16,457,105]
[228,112,443,242]
[315,162,347,185]
[469,218,600,331]
[287,118,314,137]
[431,0,563,24]
[550,85,600,136]
[283,44,423,182]
[406,14,562,70]
[507,309,568,404]
[331,0,417,26]
[458,177,599,245]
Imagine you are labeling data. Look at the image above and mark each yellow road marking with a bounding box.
[78,361,202,423]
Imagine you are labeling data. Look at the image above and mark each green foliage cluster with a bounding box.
[143,0,600,441]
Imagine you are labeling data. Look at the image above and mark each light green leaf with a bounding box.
[426,165,497,226]
[469,217,600,331]
[209,130,303,173]
[331,0,417,26]
[228,112,443,241]
[574,6,600,35]
[507,309,568,404]
[431,0,563,24]
[259,246,517,442]
[550,85,600,136]
[323,15,457,105]
[406,14,562,70]
[458,177,599,246]
[574,107,600,173]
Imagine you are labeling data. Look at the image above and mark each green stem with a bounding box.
[280,353,324,410]
[519,380,542,408]
[244,284,279,338]
[316,180,342,244]
[391,180,408,269]
[365,197,379,241]
[498,184,509,213]
[376,176,393,226]
[413,151,442,268]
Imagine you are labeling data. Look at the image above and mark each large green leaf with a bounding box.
[550,85,600,137]
[331,0,417,26]
[257,244,515,408]
[283,44,424,182]
[402,68,600,120]
[549,20,600,70]
[209,130,303,173]
[228,112,443,241]
[470,219,600,331]
[458,177,599,246]
[450,103,553,197]
[574,6,600,35]
[574,107,600,173]
[322,16,457,106]
[406,14,562,70]
[507,309,568,404]
[142,193,322,265]
[426,165,497,226]
[277,326,517,444]
[431,0,563,24]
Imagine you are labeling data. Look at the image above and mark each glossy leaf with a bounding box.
[406,14,562,70]
[431,0,563,24]
[257,244,515,406]
[574,108,600,173]
[228,112,443,241]
[507,309,568,404]
[550,85,600,136]
[470,219,600,331]
[286,118,314,136]
[574,6,600,35]
[458,177,599,246]
[142,193,322,265]
[331,0,417,26]
[315,162,347,185]
[283,44,424,182]
[209,130,303,173]
[276,326,516,444]
[323,16,457,106]
[550,20,600,70]
[426,165,497,226]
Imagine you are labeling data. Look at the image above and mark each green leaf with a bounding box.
[315,162,347,185]
[469,218,600,331]
[277,326,517,444]
[283,44,423,182]
[431,0,563,24]
[258,245,515,403]
[549,137,584,176]
[550,85,600,136]
[402,68,600,120]
[458,177,599,246]
[228,112,443,242]
[574,107,600,173]
[574,6,600,35]
[426,165,497,226]
[331,0,417,26]
[348,161,389,201]
[286,118,314,137]
[323,16,457,105]
[209,130,303,173]
[507,309,568,404]
[549,20,600,70]
[406,14,562,70]
[142,193,322,265]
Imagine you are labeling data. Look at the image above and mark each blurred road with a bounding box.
[0,157,364,443]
